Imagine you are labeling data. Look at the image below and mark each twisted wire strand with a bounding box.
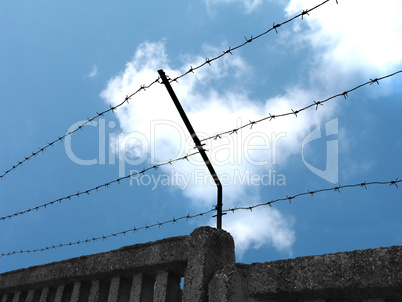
[0,209,215,257]
[0,152,200,221]
[170,0,335,83]
[0,0,336,180]
[0,78,161,181]
[224,178,400,213]
[1,176,399,257]
[200,70,402,142]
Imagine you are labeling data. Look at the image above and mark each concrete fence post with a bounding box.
[70,282,83,302]
[129,274,154,302]
[208,264,248,302]
[39,287,53,302]
[182,227,235,302]
[107,276,132,302]
[88,280,101,302]
[153,270,181,302]
[108,277,122,302]
[25,290,37,302]
[11,291,21,302]
[54,284,65,302]
[0,294,7,302]
[0,228,401,301]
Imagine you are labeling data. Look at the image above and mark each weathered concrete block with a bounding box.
[11,291,21,302]
[240,246,402,301]
[208,264,248,302]
[129,273,154,302]
[153,270,181,302]
[25,289,37,302]
[108,277,121,302]
[182,227,235,302]
[39,286,56,302]
[88,280,101,302]
[54,284,65,302]
[0,293,8,302]
[1,228,399,301]
[0,227,235,302]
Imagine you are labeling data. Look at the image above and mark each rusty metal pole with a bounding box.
[158,69,223,229]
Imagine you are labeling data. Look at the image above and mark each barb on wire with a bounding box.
[0,77,161,181]
[2,176,399,258]
[0,151,200,222]
[1,0,335,180]
[301,9,310,20]
[0,209,215,257]
[224,178,401,213]
[169,0,333,83]
[200,70,402,142]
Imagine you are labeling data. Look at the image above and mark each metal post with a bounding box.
[158,69,223,229]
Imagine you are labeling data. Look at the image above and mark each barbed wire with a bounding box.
[1,176,399,257]
[0,77,161,181]
[169,0,336,83]
[223,178,400,213]
[0,0,335,180]
[0,209,216,257]
[0,152,200,222]
[200,70,402,142]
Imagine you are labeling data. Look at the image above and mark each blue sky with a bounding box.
[0,0,401,273]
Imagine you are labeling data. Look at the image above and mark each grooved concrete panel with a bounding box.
[1,228,401,301]
[244,246,402,300]
[209,246,402,301]
[0,227,235,302]
[0,235,188,292]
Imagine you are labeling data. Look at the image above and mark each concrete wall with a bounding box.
[1,227,401,301]
[0,227,235,302]
[209,246,402,301]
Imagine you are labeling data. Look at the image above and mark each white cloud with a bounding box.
[221,207,295,259]
[285,0,402,86]
[86,65,98,78]
[99,1,402,256]
[101,41,333,255]
[280,0,402,185]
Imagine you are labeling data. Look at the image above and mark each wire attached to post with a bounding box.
[158,69,224,229]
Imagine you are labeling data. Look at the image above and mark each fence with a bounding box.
[0,227,235,302]
[210,246,402,301]
[1,227,401,302]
